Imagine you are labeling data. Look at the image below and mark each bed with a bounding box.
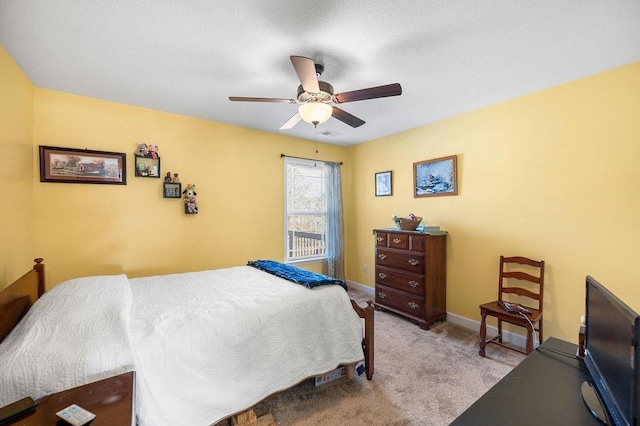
[0,258,374,425]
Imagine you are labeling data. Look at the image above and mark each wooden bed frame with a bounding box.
[0,258,375,380]
[0,258,45,343]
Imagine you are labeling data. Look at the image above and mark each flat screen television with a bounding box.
[582,275,639,426]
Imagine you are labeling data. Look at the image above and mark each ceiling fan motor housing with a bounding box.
[297,81,334,103]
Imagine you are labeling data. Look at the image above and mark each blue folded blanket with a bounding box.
[247,260,348,291]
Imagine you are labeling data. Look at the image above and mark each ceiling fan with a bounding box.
[229,55,402,129]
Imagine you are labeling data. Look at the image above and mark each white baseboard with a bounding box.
[346,280,536,349]
[346,280,375,297]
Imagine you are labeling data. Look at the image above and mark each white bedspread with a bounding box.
[128,266,364,426]
[0,275,135,406]
[0,267,365,426]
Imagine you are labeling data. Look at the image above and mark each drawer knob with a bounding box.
[376,236,384,242]
[393,238,401,244]
[378,253,387,260]
[378,292,387,299]
[408,301,419,309]
[408,280,419,288]
[378,273,387,279]
[408,259,419,266]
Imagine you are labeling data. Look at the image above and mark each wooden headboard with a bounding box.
[0,258,45,343]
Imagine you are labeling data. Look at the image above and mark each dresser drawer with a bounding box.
[375,248,425,274]
[375,284,424,317]
[375,231,425,252]
[375,266,424,296]
[387,233,409,250]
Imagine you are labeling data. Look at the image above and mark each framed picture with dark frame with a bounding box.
[163,182,182,199]
[375,170,393,197]
[413,155,458,198]
[39,145,126,185]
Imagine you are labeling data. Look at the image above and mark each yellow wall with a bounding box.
[2,41,639,344]
[30,89,349,286]
[0,45,34,288]
[347,61,640,342]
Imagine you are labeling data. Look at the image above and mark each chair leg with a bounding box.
[538,320,543,346]
[525,323,534,354]
[497,319,503,343]
[479,309,487,357]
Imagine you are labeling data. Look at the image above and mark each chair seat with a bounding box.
[479,300,542,324]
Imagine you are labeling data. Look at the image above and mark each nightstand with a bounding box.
[6,371,134,425]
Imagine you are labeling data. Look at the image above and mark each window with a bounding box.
[284,157,327,262]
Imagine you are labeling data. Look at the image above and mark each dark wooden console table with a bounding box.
[452,337,601,425]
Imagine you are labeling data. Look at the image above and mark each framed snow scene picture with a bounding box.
[413,155,457,198]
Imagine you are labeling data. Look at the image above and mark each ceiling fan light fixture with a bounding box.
[298,102,332,125]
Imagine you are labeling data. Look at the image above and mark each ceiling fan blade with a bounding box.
[279,112,302,130]
[334,83,402,104]
[229,96,295,103]
[290,56,320,93]
[332,107,365,128]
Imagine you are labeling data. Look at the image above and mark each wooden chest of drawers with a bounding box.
[373,229,447,329]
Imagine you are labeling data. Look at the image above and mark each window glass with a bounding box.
[284,158,326,262]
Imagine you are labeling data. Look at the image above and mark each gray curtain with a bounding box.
[324,161,345,280]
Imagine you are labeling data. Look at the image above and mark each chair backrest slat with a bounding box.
[498,255,545,310]
[502,287,540,300]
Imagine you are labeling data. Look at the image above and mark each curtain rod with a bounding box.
[280,154,343,165]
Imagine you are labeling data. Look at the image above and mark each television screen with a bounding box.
[583,275,639,426]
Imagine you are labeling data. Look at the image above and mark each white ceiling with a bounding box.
[1,1,639,146]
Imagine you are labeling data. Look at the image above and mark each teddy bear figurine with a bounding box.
[172,173,180,183]
[148,145,159,159]
[182,184,198,214]
[136,142,149,157]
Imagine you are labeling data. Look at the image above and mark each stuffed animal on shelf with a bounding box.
[136,142,149,157]
[172,173,180,183]
[182,183,198,214]
[148,145,159,159]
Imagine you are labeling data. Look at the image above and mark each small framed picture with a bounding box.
[375,171,393,197]
[163,182,182,198]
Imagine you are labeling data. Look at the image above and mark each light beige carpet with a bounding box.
[242,289,526,425]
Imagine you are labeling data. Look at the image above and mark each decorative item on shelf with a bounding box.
[134,142,160,159]
[182,183,198,214]
[172,173,180,183]
[164,172,172,182]
[148,145,159,159]
[136,142,149,157]
[392,214,422,231]
[163,181,182,199]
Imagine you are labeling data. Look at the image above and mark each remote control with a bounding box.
[55,404,96,426]
[499,301,532,315]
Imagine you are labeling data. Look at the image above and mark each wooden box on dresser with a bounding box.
[373,229,447,329]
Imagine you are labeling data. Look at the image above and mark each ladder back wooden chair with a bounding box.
[479,256,545,356]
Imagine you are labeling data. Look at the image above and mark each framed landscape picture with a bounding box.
[413,155,457,198]
[39,146,126,185]
[375,170,392,196]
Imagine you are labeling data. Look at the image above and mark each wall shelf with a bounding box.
[135,155,161,178]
